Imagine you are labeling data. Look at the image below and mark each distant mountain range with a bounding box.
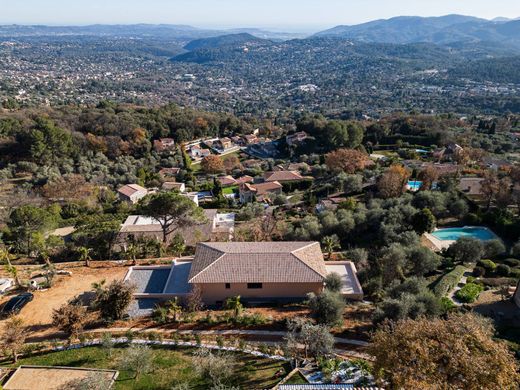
[313,15,520,48]
[0,24,304,41]
[2,15,520,53]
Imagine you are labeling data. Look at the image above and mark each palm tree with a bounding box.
[78,246,92,267]
[0,246,22,288]
[322,236,340,260]
[225,296,243,320]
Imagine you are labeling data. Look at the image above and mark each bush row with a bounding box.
[433,265,467,297]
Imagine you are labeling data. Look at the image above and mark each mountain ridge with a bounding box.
[314,15,520,47]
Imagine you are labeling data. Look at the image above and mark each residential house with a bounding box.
[124,242,363,308]
[276,162,311,173]
[239,181,283,203]
[189,145,211,159]
[153,138,175,153]
[158,167,181,179]
[433,143,464,162]
[235,175,254,185]
[218,175,238,187]
[162,182,186,193]
[286,131,309,147]
[117,209,235,248]
[184,192,199,206]
[316,196,347,213]
[230,136,243,146]
[264,170,305,183]
[218,137,233,150]
[458,177,484,198]
[218,175,253,187]
[242,134,259,145]
[117,184,148,204]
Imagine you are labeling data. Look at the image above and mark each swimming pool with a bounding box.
[407,180,423,191]
[431,227,498,241]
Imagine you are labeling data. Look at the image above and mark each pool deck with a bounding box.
[423,227,500,252]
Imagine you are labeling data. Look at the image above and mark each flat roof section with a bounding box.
[3,366,118,390]
[325,262,364,299]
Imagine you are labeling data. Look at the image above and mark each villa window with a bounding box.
[247,283,263,289]
[225,283,231,289]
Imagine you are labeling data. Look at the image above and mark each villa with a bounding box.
[264,170,306,183]
[124,241,363,313]
[239,181,283,203]
[117,210,235,248]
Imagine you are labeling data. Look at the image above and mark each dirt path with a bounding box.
[0,266,127,339]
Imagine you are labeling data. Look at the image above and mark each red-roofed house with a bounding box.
[117,184,148,204]
[239,181,283,203]
[264,170,305,183]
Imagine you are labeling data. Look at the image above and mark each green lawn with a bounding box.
[2,346,290,390]
[223,186,237,195]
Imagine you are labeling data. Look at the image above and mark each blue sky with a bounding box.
[1,0,519,31]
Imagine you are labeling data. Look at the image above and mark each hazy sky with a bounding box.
[1,0,519,31]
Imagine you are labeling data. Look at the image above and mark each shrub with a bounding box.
[510,268,520,279]
[307,290,345,326]
[324,273,342,292]
[52,303,88,340]
[478,259,497,273]
[455,283,484,303]
[496,264,511,277]
[504,258,520,267]
[473,266,485,277]
[95,280,136,322]
[440,297,456,313]
[433,266,466,297]
[448,237,484,264]
[483,239,506,258]
[466,276,476,284]
[511,241,520,258]
[481,278,516,288]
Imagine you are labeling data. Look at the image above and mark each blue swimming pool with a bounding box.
[431,227,498,241]
[407,180,423,191]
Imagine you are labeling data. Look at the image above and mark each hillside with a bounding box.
[183,33,270,51]
[314,15,520,47]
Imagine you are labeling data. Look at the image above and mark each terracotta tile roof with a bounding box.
[118,184,146,197]
[242,181,283,196]
[188,242,327,284]
[218,175,237,186]
[235,175,254,185]
[264,170,305,182]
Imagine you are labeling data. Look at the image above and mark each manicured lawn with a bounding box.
[223,186,237,195]
[2,346,290,390]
